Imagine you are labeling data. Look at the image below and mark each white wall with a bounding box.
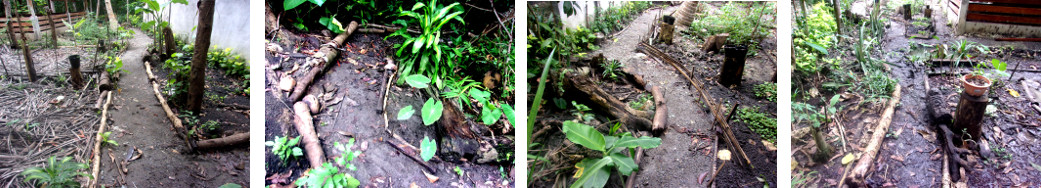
[155,0,250,60]
[558,1,623,30]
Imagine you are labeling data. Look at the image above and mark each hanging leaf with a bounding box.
[397,105,415,120]
[283,0,307,10]
[421,98,443,126]
[501,104,515,127]
[420,136,437,161]
[571,157,613,188]
[608,153,638,176]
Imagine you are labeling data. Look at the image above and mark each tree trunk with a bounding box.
[103,0,116,29]
[954,91,987,141]
[3,0,19,49]
[48,7,57,48]
[187,0,214,113]
[25,0,39,38]
[833,0,842,36]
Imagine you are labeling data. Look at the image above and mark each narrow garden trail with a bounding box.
[590,5,718,187]
[100,29,246,187]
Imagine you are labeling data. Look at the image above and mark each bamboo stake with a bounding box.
[87,90,111,188]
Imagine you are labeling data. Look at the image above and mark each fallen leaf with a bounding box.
[423,170,439,183]
[890,155,905,162]
[930,153,941,160]
[842,153,856,165]
[1031,162,1041,172]
[410,182,420,188]
[1008,88,1020,97]
[698,172,708,184]
[761,140,776,151]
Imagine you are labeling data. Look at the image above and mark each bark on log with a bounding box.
[69,55,83,88]
[196,132,249,150]
[650,86,667,136]
[562,71,655,131]
[87,91,111,188]
[293,102,325,168]
[144,61,194,150]
[702,33,729,52]
[187,0,214,113]
[953,92,986,141]
[847,86,902,186]
[290,21,359,101]
[99,69,113,91]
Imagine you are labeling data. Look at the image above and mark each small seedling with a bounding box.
[101,132,118,146]
[265,136,303,164]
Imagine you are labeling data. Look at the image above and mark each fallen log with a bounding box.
[293,101,325,168]
[88,90,112,188]
[144,61,194,150]
[99,70,113,91]
[289,21,359,101]
[650,86,667,136]
[196,132,249,150]
[847,86,902,186]
[562,71,654,131]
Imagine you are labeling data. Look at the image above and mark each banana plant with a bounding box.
[563,121,661,188]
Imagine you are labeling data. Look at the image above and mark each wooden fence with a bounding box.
[0,11,86,33]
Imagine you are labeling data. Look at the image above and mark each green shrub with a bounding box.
[753,82,777,102]
[736,107,776,143]
[387,0,465,82]
[690,2,775,55]
[562,121,661,188]
[21,156,90,187]
[266,136,303,164]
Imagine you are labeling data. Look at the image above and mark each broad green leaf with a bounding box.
[170,0,189,5]
[609,153,638,176]
[469,89,491,103]
[481,106,502,125]
[397,105,415,120]
[404,74,431,88]
[421,98,443,126]
[307,0,325,7]
[991,59,1007,71]
[571,157,613,188]
[612,135,662,149]
[420,136,436,161]
[283,0,307,10]
[804,41,829,55]
[218,183,243,188]
[562,121,606,152]
[501,104,515,127]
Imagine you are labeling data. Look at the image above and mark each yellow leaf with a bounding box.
[573,163,584,178]
[1008,88,1020,97]
[841,153,856,165]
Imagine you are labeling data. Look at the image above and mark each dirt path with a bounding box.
[100,29,247,187]
[588,6,719,187]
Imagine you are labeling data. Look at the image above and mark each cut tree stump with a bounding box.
[656,16,675,45]
[953,92,987,142]
[290,21,359,101]
[196,132,249,150]
[847,86,902,186]
[69,55,83,89]
[719,45,748,87]
[161,27,176,60]
[702,33,729,53]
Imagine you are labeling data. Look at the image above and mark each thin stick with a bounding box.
[847,86,902,185]
[384,138,437,174]
[87,90,111,188]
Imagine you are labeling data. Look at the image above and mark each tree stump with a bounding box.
[21,36,36,82]
[719,45,747,87]
[702,33,729,52]
[954,92,987,141]
[162,27,176,60]
[656,16,675,45]
[69,55,83,88]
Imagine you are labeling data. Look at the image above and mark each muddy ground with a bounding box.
[792,1,1041,187]
[265,26,513,188]
[531,3,777,187]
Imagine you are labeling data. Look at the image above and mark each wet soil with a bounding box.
[792,1,1041,187]
[265,31,513,187]
[531,3,777,187]
[98,29,248,187]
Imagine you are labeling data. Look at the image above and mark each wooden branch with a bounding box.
[196,132,249,150]
[293,101,325,168]
[562,71,654,131]
[650,86,667,136]
[847,86,902,186]
[88,90,111,188]
[144,61,194,151]
[290,21,359,101]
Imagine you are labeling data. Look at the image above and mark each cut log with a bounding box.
[650,86,667,136]
[69,55,83,89]
[99,70,113,91]
[719,45,748,87]
[290,21,359,101]
[847,86,902,186]
[702,33,729,53]
[562,71,654,131]
[88,91,111,188]
[293,102,325,168]
[144,61,194,150]
[196,132,249,150]
[953,92,987,141]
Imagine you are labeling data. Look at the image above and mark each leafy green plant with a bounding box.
[105,56,124,76]
[571,101,595,124]
[753,83,777,102]
[420,136,437,161]
[265,136,304,164]
[528,49,554,145]
[207,48,249,77]
[388,0,465,82]
[101,131,118,146]
[793,2,836,76]
[283,0,325,11]
[134,0,188,37]
[297,138,361,188]
[421,98,444,126]
[600,60,622,82]
[735,107,777,143]
[690,2,775,55]
[628,93,654,111]
[397,105,416,120]
[21,156,90,188]
[563,121,661,188]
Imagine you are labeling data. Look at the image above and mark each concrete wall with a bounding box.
[558,1,623,30]
[154,0,249,60]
